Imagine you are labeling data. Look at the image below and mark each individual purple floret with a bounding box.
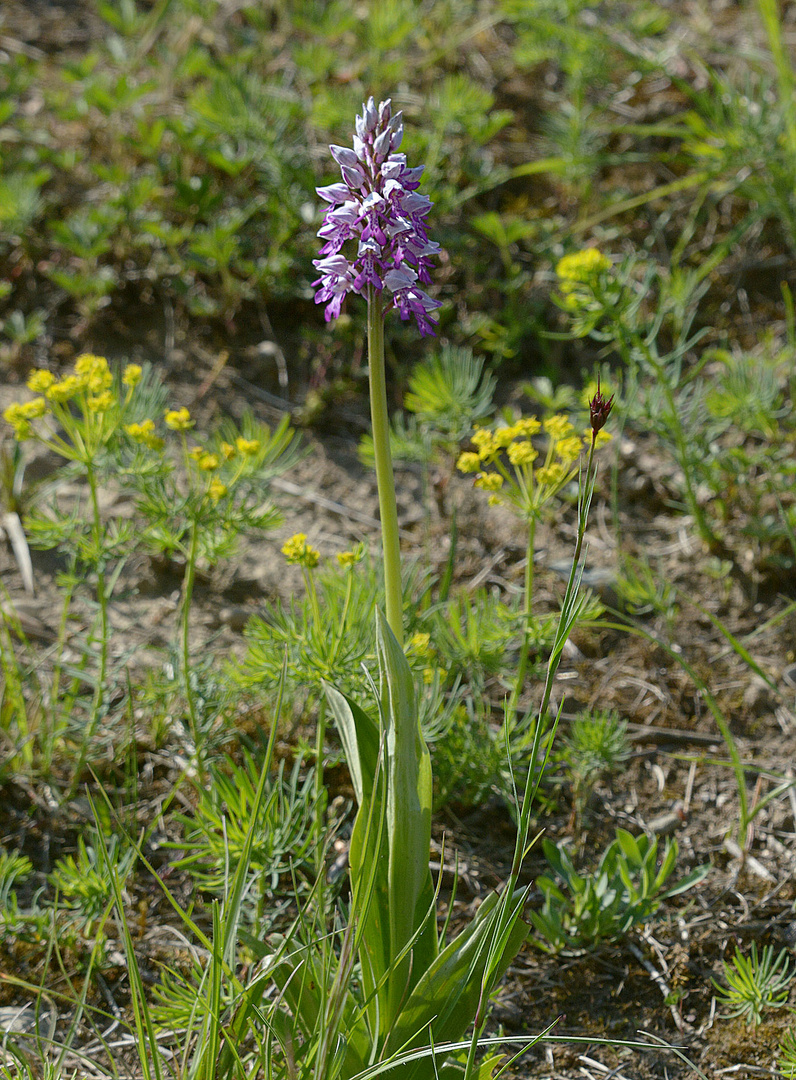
[312,96,441,336]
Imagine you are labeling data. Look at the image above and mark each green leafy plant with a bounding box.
[616,556,679,633]
[562,708,630,830]
[361,344,496,467]
[242,98,612,1080]
[0,848,49,944]
[712,943,795,1027]
[529,828,709,954]
[457,404,611,716]
[49,832,134,938]
[170,750,320,932]
[129,406,297,756]
[779,1026,796,1078]
[1,357,297,785]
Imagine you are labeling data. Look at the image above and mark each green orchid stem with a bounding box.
[367,284,403,647]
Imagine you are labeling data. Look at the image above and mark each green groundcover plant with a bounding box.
[0,81,719,1080]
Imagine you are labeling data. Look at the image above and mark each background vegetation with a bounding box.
[2,1,796,1078]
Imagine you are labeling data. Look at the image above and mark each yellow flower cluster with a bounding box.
[406,631,447,685]
[555,249,612,312]
[408,631,432,656]
[122,364,142,388]
[474,472,503,492]
[74,353,113,393]
[208,478,228,503]
[282,532,320,568]
[4,354,123,440]
[507,441,537,467]
[337,546,363,568]
[556,248,611,285]
[3,398,46,439]
[235,437,261,456]
[88,391,114,413]
[46,375,87,403]
[189,446,220,471]
[457,412,593,515]
[535,463,567,486]
[165,407,194,431]
[125,419,164,451]
[27,370,55,394]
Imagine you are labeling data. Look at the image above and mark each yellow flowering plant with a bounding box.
[1,355,168,787]
[458,405,613,719]
[1,357,298,783]
[555,249,723,552]
[127,409,299,755]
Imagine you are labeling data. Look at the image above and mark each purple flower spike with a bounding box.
[312,95,441,336]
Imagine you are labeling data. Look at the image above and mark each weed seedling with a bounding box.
[713,943,795,1027]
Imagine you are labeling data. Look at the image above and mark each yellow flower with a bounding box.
[197,452,219,471]
[475,472,504,492]
[556,436,583,463]
[543,414,574,440]
[125,419,163,450]
[3,399,45,437]
[74,353,104,375]
[282,533,320,568]
[555,248,611,284]
[125,419,155,440]
[46,375,87,403]
[337,547,363,568]
[512,416,541,437]
[26,369,56,393]
[507,440,537,467]
[536,463,567,486]
[456,451,482,474]
[75,353,113,392]
[471,428,496,457]
[122,363,143,387]
[18,398,47,420]
[88,391,115,413]
[235,437,261,456]
[487,494,502,506]
[220,441,235,460]
[165,407,194,431]
[493,425,515,449]
[208,478,227,502]
[409,632,432,656]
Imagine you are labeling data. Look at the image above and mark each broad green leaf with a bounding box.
[661,862,710,898]
[325,684,391,1027]
[615,828,642,864]
[376,610,437,1029]
[385,889,528,1075]
[325,682,381,807]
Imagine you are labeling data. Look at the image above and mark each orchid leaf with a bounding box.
[376,610,437,1029]
[384,889,527,1076]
